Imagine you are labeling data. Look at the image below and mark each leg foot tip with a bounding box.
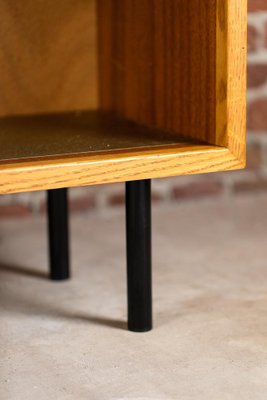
[50,275,70,281]
[128,325,153,333]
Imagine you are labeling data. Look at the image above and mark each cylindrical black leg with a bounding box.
[47,188,70,281]
[126,179,152,332]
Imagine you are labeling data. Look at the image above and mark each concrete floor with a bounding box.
[1,196,267,399]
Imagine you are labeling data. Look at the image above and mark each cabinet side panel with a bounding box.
[98,0,217,143]
[228,0,247,163]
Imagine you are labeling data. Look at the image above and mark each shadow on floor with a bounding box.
[67,313,127,330]
[0,263,48,279]
[0,262,127,331]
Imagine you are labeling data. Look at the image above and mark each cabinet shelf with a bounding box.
[0,110,198,162]
[0,110,240,195]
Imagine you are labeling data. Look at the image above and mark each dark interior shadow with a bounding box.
[0,262,48,279]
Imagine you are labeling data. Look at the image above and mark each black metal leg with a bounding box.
[47,188,70,281]
[126,179,152,332]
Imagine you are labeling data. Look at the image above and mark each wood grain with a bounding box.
[0,110,243,194]
[216,0,247,163]
[0,0,98,117]
[98,0,247,160]
[226,0,247,163]
[98,0,217,143]
[0,145,242,195]
[0,0,247,194]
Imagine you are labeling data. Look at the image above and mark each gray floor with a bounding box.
[1,196,267,399]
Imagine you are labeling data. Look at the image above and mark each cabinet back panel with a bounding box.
[0,0,98,117]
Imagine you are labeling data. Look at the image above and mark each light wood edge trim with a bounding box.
[0,146,243,194]
[216,0,247,163]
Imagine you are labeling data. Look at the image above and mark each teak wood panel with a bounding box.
[98,0,217,143]
[98,0,247,161]
[0,0,247,194]
[216,0,247,162]
[0,146,242,195]
[0,0,98,117]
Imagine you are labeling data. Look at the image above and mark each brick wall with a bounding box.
[1,0,267,218]
[244,0,267,192]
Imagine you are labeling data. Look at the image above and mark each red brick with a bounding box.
[248,98,267,131]
[248,0,267,12]
[39,201,47,214]
[108,193,125,206]
[172,181,222,200]
[247,64,267,88]
[39,194,96,214]
[151,192,164,203]
[248,25,258,53]
[108,191,163,207]
[0,204,31,218]
[246,142,262,170]
[69,195,96,213]
[233,179,267,193]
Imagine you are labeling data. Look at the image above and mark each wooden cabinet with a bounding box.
[0,0,247,194]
